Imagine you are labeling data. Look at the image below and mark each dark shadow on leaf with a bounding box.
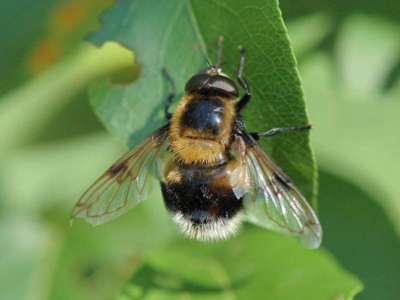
[127,103,165,149]
[121,264,248,299]
[126,71,177,148]
[109,64,141,85]
[319,168,400,300]
[126,84,182,148]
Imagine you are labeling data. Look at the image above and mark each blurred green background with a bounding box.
[0,0,399,299]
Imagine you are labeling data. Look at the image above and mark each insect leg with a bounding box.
[161,68,176,121]
[236,46,252,112]
[251,124,312,139]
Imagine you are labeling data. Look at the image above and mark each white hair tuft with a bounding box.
[171,212,243,241]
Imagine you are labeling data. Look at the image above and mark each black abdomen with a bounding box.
[160,162,244,240]
[161,180,242,224]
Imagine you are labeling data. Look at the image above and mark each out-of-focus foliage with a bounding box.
[0,0,399,300]
[302,16,400,230]
[0,1,131,300]
[295,14,400,300]
[280,0,400,23]
[319,169,400,300]
[0,0,57,93]
[0,43,133,153]
[287,13,333,58]
[0,0,114,94]
[117,228,361,300]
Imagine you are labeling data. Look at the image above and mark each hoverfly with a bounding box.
[72,37,322,249]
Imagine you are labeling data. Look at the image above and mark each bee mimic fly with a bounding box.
[72,37,322,249]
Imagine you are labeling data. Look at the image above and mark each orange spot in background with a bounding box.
[51,2,87,32]
[28,39,61,74]
[25,0,114,75]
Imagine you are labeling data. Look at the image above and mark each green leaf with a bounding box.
[89,0,317,203]
[83,2,367,299]
[117,227,362,300]
[319,168,400,300]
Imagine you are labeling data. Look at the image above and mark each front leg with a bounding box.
[161,68,176,121]
[251,124,312,140]
[236,46,252,112]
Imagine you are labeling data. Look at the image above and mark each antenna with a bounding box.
[215,35,224,68]
[204,55,212,67]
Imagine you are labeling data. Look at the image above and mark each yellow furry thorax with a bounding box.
[169,94,236,166]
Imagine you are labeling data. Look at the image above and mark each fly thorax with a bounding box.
[180,98,225,138]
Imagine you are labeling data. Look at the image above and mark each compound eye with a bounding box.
[185,73,209,94]
[209,77,239,97]
[185,70,239,97]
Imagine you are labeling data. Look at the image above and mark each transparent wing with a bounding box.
[72,125,169,226]
[232,133,322,249]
